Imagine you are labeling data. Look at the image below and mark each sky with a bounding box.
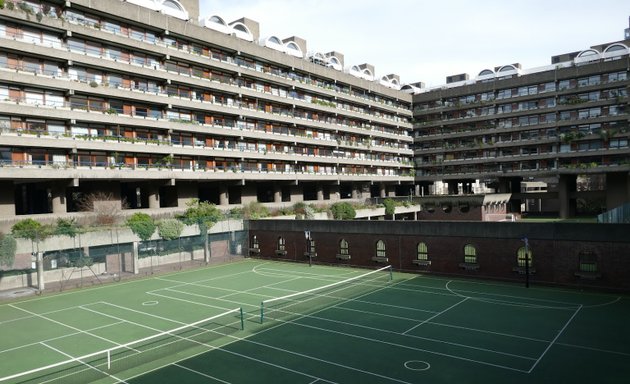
[198,0,630,88]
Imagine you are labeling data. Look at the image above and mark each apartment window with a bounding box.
[543,82,556,92]
[608,71,628,82]
[517,247,533,268]
[497,89,512,99]
[587,91,600,101]
[498,104,512,113]
[558,80,571,90]
[464,244,477,264]
[480,92,494,101]
[610,138,628,148]
[543,113,557,123]
[578,75,601,87]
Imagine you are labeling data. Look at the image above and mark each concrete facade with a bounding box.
[0,0,413,219]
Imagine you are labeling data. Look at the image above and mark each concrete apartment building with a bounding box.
[0,0,414,219]
[410,34,630,218]
[0,0,628,221]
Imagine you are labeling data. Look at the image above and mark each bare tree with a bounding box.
[76,192,128,226]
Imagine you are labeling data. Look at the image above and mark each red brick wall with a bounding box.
[248,220,630,291]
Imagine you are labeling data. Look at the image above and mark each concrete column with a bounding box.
[316,184,324,201]
[380,184,386,198]
[558,174,577,219]
[329,184,340,201]
[219,184,229,206]
[273,184,282,203]
[50,183,67,214]
[606,172,630,210]
[351,187,359,199]
[147,184,159,209]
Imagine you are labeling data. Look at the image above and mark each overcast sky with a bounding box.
[198,0,629,88]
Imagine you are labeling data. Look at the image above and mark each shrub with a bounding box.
[241,202,269,219]
[126,213,156,242]
[0,233,17,267]
[330,202,356,220]
[55,218,80,238]
[157,218,184,241]
[383,198,397,216]
[11,218,51,241]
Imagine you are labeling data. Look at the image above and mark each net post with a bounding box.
[107,350,111,370]
[260,301,264,324]
[240,307,244,330]
[388,265,393,282]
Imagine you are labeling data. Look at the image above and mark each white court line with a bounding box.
[0,305,87,326]
[149,273,306,311]
[173,363,232,384]
[162,287,261,309]
[40,342,128,384]
[403,297,469,335]
[445,281,581,309]
[528,305,583,373]
[0,321,125,356]
[8,304,132,352]
[80,303,341,384]
[270,310,531,373]
[148,290,242,311]
[273,305,536,361]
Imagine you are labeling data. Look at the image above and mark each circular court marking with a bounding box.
[142,301,159,306]
[404,360,430,371]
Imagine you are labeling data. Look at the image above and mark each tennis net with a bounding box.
[0,307,244,384]
[260,265,392,323]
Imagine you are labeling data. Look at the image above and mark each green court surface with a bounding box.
[1,259,629,383]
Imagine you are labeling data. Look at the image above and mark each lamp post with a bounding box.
[522,237,530,288]
[305,230,311,267]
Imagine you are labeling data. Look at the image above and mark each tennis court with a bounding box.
[1,259,628,383]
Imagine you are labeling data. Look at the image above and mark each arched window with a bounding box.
[249,235,260,256]
[578,250,597,273]
[417,242,428,261]
[337,238,350,260]
[376,240,386,258]
[275,236,286,256]
[464,244,477,264]
[413,242,431,266]
[339,239,349,255]
[517,246,532,268]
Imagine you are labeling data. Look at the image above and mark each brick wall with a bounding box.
[248,220,630,291]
